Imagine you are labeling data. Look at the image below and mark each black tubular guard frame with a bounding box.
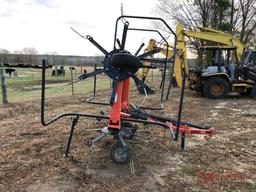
[41,60,213,150]
[127,27,172,104]
[41,59,109,126]
[85,64,110,106]
[84,20,176,110]
[40,59,175,132]
[113,15,177,50]
[114,16,177,101]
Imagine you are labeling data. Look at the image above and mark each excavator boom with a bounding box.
[176,22,245,63]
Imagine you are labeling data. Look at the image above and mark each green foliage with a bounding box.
[215,0,231,8]
[218,22,233,32]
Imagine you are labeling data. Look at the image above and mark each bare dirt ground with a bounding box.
[1,84,256,192]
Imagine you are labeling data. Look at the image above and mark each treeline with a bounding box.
[0,48,104,67]
[155,0,256,48]
[0,47,39,66]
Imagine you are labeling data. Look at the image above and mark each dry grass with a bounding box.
[1,82,256,191]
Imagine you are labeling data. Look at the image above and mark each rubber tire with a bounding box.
[203,77,229,99]
[110,142,131,164]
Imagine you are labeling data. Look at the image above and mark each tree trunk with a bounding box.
[230,0,234,34]
[0,68,8,104]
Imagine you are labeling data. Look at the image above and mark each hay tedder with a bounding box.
[41,16,215,164]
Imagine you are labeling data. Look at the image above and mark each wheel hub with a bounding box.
[110,141,131,164]
[210,83,224,95]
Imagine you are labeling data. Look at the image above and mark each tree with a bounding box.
[155,0,214,28]
[236,0,256,45]
[12,50,24,65]
[22,47,38,66]
[22,47,38,55]
[211,0,233,31]
[0,49,10,65]
[154,0,256,47]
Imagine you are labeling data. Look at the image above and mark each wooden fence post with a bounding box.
[0,68,8,104]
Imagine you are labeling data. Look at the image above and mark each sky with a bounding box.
[0,0,174,56]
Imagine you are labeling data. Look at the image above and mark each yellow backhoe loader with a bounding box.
[138,22,256,99]
[177,22,256,98]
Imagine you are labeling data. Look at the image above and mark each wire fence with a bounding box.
[0,64,165,105]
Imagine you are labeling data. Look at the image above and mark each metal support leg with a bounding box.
[64,116,79,157]
[181,132,186,149]
[165,79,172,100]
[174,72,186,141]
[93,64,97,98]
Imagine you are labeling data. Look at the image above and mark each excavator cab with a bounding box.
[197,46,256,98]
[200,46,237,78]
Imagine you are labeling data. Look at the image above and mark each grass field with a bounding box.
[0,66,160,104]
[0,67,112,103]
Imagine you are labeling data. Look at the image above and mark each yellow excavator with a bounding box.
[177,22,256,98]
[138,22,256,99]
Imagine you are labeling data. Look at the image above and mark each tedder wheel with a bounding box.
[110,142,131,164]
[203,77,229,99]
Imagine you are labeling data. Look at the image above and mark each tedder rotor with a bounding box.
[41,16,215,164]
